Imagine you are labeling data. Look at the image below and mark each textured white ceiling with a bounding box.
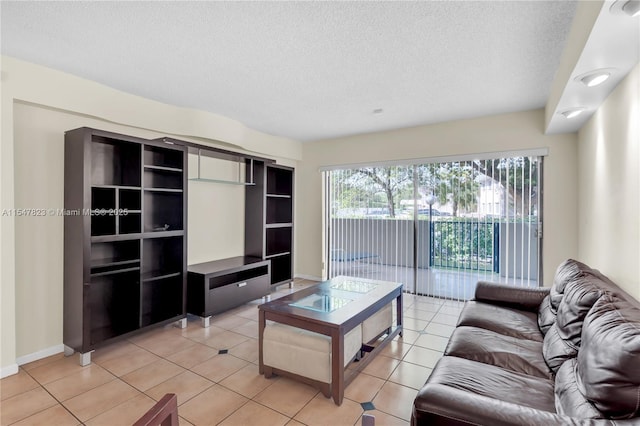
[1,1,578,142]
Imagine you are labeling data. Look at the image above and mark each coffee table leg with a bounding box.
[258,310,265,375]
[331,329,344,405]
[396,292,403,337]
[263,366,273,378]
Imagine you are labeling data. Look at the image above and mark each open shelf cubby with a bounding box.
[270,254,292,285]
[91,137,141,187]
[265,226,292,257]
[119,213,141,234]
[141,275,183,327]
[120,188,141,210]
[144,168,183,190]
[144,191,184,232]
[91,214,116,237]
[91,187,116,210]
[266,166,293,196]
[266,196,292,224]
[208,264,270,290]
[144,145,183,170]
[142,236,184,281]
[89,270,140,345]
[90,240,140,275]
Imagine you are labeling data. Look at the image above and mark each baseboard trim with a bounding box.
[16,344,64,367]
[295,274,322,282]
[1,363,19,378]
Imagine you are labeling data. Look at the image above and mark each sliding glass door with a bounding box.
[326,166,417,289]
[324,153,543,301]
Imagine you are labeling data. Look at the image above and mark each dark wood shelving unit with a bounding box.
[64,127,187,365]
[246,163,294,287]
[65,129,293,342]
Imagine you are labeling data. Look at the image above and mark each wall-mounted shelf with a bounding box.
[189,147,258,186]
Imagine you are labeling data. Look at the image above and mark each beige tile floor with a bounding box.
[0,279,463,426]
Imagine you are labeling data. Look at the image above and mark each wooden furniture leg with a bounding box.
[331,328,345,405]
[258,309,265,374]
[133,393,178,426]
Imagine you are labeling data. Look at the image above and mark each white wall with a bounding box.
[187,155,245,264]
[578,63,640,299]
[1,57,302,374]
[297,109,579,285]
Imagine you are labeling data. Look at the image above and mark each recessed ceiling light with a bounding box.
[576,69,613,87]
[623,0,640,16]
[610,0,640,17]
[559,108,586,119]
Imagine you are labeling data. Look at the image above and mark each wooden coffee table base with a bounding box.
[263,365,332,399]
[258,278,403,405]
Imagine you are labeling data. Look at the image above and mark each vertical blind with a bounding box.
[324,153,543,301]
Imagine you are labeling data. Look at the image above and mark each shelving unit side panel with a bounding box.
[244,160,266,258]
[63,129,92,351]
[180,147,188,316]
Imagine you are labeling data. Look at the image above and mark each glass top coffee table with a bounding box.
[258,276,403,405]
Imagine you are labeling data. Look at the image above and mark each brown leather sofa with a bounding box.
[412,259,640,425]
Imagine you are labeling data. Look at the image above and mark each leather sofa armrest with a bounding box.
[412,383,618,426]
[473,281,550,312]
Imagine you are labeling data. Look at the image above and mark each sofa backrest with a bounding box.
[587,267,640,310]
[538,259,592,334]
[575,294,640,420]
[542,275,604,372]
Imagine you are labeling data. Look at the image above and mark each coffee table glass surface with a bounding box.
[289,293,353,313]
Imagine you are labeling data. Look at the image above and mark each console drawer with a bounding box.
[187,256,271,319]
[207,274,270,315]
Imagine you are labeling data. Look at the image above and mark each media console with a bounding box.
[187,256,271,326]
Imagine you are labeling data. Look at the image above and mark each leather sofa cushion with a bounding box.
[542,324,576,374]
[538,295,556,335]
[421,356,556,413]
[457,300,543,342]
[577,295,640,419]
[554,358,603,419]
[542,277,604,372]
[445,326,552,379]
[537,259,591,335]
[550,259,591,309]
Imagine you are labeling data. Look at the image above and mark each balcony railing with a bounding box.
[430,220,498,272]
[330,218,538,278]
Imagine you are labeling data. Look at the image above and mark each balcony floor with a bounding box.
[331,262,538,301]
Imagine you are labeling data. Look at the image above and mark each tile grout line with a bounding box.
[17,366,87,426]
[6,279,453,426]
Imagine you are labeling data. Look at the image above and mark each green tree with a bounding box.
[433,162,479,217]
[348,167,413,217]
